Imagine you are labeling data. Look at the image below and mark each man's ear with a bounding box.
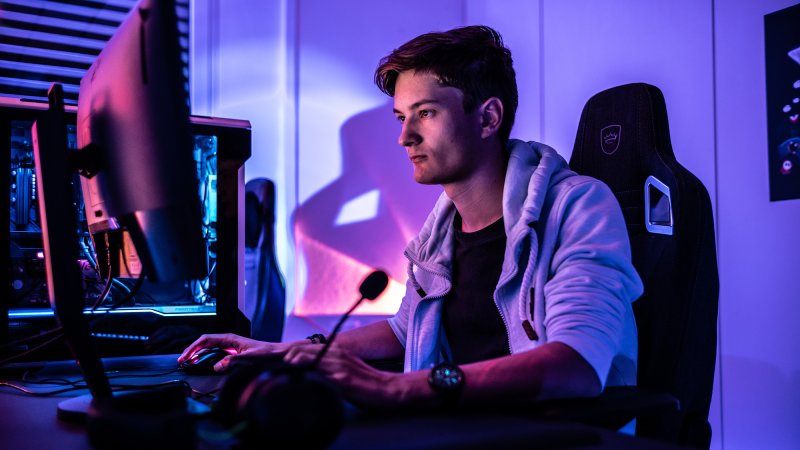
[479,97,504,139]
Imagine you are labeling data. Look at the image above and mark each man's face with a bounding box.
[393,70,483,186]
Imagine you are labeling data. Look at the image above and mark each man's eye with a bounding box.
[396,116,405,123]
[419,110,434,118]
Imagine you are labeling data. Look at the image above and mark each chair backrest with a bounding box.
[244,178,286,342]
[569,83,719,448]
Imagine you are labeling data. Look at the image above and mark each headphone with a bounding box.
[214,270,389,449]
[214,360,344,449]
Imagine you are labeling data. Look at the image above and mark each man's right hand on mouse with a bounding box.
[177,333,294,372]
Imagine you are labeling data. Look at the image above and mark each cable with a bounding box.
[13,367,185,386]
[0,381,87,396]
[3,365,222,402]
[106,368,183,379]
[0,332,65,367]
[107,379,190,391]
[111,278,131,294]
[92,268,114,310]
[91,231,114,310]
[0,326,63,352]
[79,237,98,270]
[0,379,202,397]
[108,271,145,310]
[190,386,221,399]
[21,374,81,386]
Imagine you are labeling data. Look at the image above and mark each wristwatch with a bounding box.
[428,362,464,407]
[306,333,327,344]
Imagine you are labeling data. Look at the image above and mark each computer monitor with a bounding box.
[77,0,206,283]
[27,0,219,414]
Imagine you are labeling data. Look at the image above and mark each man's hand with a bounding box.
[177,333,293,372]
[284,344,413,409]
[177,320,404,375]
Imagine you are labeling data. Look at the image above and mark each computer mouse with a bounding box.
[179,347,228,375]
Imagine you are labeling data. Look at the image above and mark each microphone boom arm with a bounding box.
[310,295,365,368]
[310,269,389,368]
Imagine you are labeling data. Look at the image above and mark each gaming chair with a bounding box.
[568,83,719,448]
[244,178,286,342]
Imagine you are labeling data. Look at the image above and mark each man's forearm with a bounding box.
[463,342,601,403]
[331,319,405,361]
[395,342,601,408]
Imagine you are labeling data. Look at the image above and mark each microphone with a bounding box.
[359,269,391,300]
[311,270,389,367]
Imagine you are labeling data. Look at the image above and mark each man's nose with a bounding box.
[398,120,421,147]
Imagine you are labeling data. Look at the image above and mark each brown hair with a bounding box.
[375,25,518,143]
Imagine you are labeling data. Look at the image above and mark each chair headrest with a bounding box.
[245,178,276,249]
[569,83,677,195]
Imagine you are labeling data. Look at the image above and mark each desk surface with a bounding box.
[0,355,685,450]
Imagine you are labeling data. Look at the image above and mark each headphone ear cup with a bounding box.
[239,370,345,449]
[212,363,264,427]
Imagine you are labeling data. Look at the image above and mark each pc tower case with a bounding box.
[1,96,251,359]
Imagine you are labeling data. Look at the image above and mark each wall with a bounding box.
[191,0,800,447]
[715,1,800,449]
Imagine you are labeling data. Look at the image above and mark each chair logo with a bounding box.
[600,124,622,155]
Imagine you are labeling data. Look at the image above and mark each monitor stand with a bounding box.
[57,394,95,423]
[57,388,211,424]
[33,81,212,448]
[33,83,113,403]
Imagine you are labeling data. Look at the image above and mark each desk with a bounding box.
[0,355,223,450]
[0,355,685,450]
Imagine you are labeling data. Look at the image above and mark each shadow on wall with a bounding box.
[292,102,441,315]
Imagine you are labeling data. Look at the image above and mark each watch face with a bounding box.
[430,363,464,391]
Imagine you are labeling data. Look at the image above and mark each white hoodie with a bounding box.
[387,139,643,389]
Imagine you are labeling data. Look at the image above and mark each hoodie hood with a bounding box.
[404,139,575,285]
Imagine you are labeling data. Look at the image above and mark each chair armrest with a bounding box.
[529,386,680,429]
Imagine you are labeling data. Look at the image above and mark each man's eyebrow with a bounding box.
[393,99,442,114]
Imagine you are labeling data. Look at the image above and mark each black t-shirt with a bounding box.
[441,214,510,365]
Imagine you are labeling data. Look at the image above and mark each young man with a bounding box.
[179,25,642,410]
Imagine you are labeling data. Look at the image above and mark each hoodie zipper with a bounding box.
[493,292,513,355]
[494,226,539,354]
[409,257,514,366]
[405,254,451,369]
